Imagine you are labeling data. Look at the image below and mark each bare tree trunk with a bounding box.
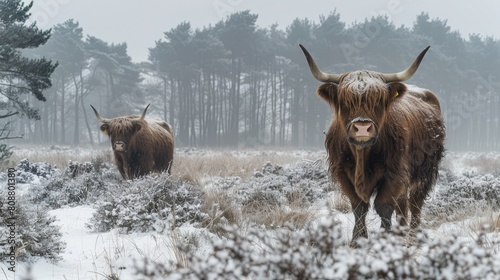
[80,96,94,145]
[291,81,300,146]
[162,75,168,123]
[169,76,175,133]
[42,99,49,142]
[278,64,286,146]
[51,81,58,143]
[261,62,270,144]
[72,74,80,144]
[61,76,66,144]
[79,71,94,146]
[270,60,277,146]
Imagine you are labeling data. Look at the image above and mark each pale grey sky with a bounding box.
[27,0,500,62]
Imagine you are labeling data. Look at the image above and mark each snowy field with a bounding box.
[1,145,499,279]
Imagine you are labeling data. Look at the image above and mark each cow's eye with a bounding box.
[100,124,110,135]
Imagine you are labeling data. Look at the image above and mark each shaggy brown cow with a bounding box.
[90,104,174,179]
[300,45,445,246]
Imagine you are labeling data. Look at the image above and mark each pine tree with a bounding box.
[0,0,57,157]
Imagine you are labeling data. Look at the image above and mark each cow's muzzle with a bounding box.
[113,141,126,152]
[347,118,378,147]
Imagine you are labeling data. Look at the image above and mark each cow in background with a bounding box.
[90,104,174,179]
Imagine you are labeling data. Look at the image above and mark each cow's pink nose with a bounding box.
[114,141,126,151]
[353,123,372,137]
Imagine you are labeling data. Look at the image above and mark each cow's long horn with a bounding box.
[138,104,151,121]
[299,44,342,83]
[382,46,430,83]
[90,105,111,123]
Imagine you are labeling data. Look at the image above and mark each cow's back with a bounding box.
[146,119,174,173]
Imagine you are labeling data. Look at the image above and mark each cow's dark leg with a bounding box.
[409,189,427,229]
[374,186,396,231]
[351,200,369,247]
[337,173,370,247]
[395,196,408,227]
[374,202,394,231]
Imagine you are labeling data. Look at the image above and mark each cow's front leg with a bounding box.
[351,199,369,247]
[374,197,394,231]
[374,178,407,231]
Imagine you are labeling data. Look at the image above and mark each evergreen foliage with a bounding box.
[0,0,57,161]
[0,0,57,118]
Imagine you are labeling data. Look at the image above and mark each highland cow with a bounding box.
[90,104,174,179]
[300,44,445,246]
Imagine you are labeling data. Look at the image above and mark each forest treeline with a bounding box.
[12,10,500,150]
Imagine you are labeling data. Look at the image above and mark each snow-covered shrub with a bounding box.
[0,190,65,261]
[437,168,458,185]
[0,143,13,165]
[15,158,58,183]
[415,232,500,279]
[425,173,500,224]
[87,174,206,233]
[199,161,332,230]
[65,160,94,178]
[135,217,500,280]
[28,159,119,208]
[65,154,114,178]
[444,174,500,205]
[30,172,109,208]
[240,160,332,206]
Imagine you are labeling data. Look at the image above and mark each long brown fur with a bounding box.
[318,70,445,246]
[92,108,174,180]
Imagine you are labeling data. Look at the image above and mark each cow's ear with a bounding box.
[317,83,339,108]
[100,124,109,135]
[387,82,407,104]
[133,123,142,132]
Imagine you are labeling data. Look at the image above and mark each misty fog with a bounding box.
[4,7,500,151]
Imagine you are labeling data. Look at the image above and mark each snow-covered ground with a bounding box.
[1,147,499,279]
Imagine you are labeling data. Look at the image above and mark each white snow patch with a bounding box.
[7,206,180,280]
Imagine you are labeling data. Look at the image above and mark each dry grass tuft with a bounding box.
[201,190,241,236]
[5,144,111,171]
[6,146,322,181]
[469,210,500,233]
[327,191,351,214]
[242,188,318,229]
[167,230,196,269]
[243,204,316,230]
[464,154,500,175]
[172,151,306,182]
